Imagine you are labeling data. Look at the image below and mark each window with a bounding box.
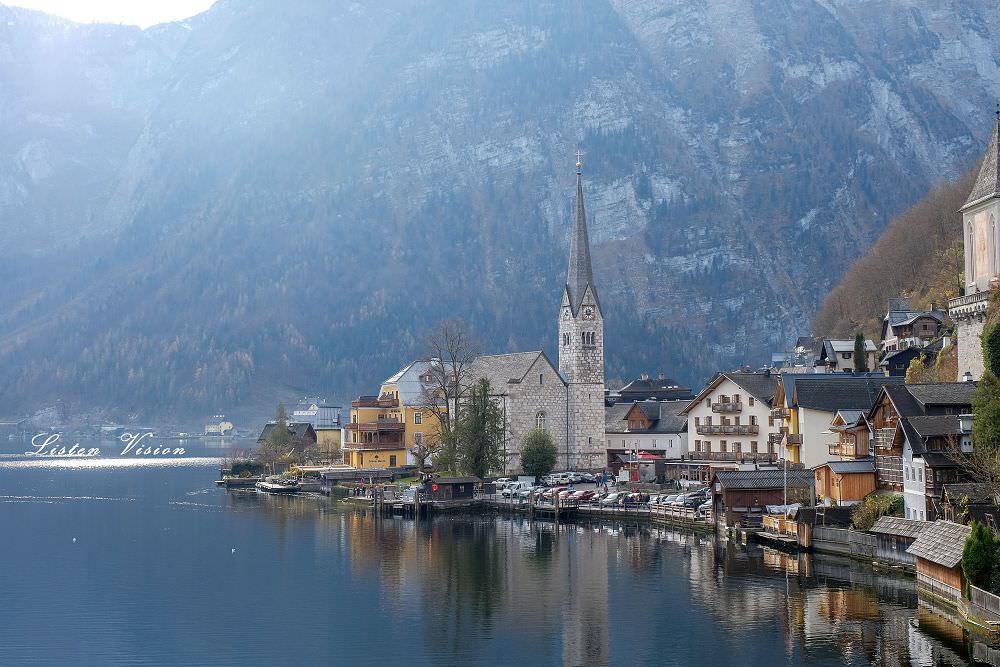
[842,352,852,360]
[750,416,758,426]
[536,411,546,430]
[734,416,741,426]
[734,441,742,454]
[705,398,711,408]
[414,412,422,425]
[581,332,596,345]
[389,455,397,467]
[768,440,774,454]
[733,393,740,403]
[750,441,758,454]
[917,467,923,482]
[539,373,543,385]
[695,417,700,427]
[413,432,423,447]
[768,416,774,427]
[562,333,569,346]
[706,416,712,426]
[720,440,727,453]
[694,439,701,452]
[749,397,755,407]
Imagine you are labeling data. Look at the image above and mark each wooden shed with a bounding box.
[711,469,815,527]
[869,516,927,569]
[813,459,876,505]
[423,476,480,502]
[906,520,972,604]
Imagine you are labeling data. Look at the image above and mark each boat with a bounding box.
[255,479,301,494]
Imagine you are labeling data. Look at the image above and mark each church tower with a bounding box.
[558,153,606,470]
[951,111,1000,380]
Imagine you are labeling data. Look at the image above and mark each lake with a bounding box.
[0,438,994,666]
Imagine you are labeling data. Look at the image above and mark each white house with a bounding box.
[604,400,688,464]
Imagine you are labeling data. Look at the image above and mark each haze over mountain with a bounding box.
[2,0,1000,423]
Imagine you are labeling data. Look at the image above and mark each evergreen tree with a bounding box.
[853,333,869,372]
[455,378,504,479]
[962,522,998,593]
[520,428,557,478]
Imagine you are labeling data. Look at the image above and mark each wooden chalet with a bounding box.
[940,483,1000,526]
[813,459,876,505]
[869,516,928,569]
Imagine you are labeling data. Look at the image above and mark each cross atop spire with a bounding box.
[575,149,584,174]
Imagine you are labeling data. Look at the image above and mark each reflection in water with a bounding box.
[1,449,997,666]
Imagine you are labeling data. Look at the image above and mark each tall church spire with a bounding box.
[565,151,600,315]
[963,110,1000,210]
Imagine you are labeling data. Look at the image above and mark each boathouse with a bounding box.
[869,516,927,569]
[906,520,972,604]
[711,469,815,527]
[424,477,480,502]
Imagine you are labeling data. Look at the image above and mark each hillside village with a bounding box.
[245,121,1000,633]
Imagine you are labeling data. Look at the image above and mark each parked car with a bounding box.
[581,473,596,483]
[500,482,525,498]
[682,496,704,509]
[599,492,623,506]
[572,490,596,502]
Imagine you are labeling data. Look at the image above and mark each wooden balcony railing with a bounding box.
[351,396,400,409]
[711,401,743,413]
[696,424,759,435]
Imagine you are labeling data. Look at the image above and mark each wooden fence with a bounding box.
[969,584,1000,623]
[917,571,961,602]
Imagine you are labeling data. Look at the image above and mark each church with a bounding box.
[950,113,1000,380]
[469,155,606,472]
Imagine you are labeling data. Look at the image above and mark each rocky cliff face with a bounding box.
[1,0,999,420]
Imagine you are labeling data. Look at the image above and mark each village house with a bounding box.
[906,520,972,605]
[679,372,781,483]
[344,360,444,470]
[710,469,815,527]
[827,409,870,460]
[880,297,945,355]
[606,372,695,404]
[313,404,342,459]
[866,383,975,520]
[816,338,879,372]
[771,374,901,469]
[604,399,688,466]
[256,421,317,450]
[940,483,1000,526]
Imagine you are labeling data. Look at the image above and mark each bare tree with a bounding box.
[414,319,480,471]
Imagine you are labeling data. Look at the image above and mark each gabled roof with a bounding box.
[681,372,778,415]
[815,459,876,475]
[824,339,877,354]
[791,375,902,413]
[870,516,928,539]
[906,415,963,439]
[906,520,972,568]
[470,351,564,394]
[963,117,1000,211]
[605,400,688,434]
[712,469,814,491]
[906,383,977,409]
[942,483,997,506]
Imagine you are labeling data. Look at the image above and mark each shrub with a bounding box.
[520,428,557,477]
[850,493,902,531]
[963,522,998,594]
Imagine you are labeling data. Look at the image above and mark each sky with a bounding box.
[3,1,217,28]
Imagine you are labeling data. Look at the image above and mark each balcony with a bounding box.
[711,401,743,413]
[343,438,404,451]
[345,419,405,433]
[688,451,778,463]
[351,395,400,409]
[949,290,990,320]
[828,442,861,458]
[768,432,802,448]
[695,424,759,435]
[771,407,790,420]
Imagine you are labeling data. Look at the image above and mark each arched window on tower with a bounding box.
[562,333,569,346]
[536,411,546,431]
[970,223,976,282]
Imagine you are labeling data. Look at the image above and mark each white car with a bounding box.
[600,492,623,506]
[500,482,524,498]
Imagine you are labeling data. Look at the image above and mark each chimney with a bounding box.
[641,372,649,381]
[658,371,665,380]
[942,335,951,348]
[963,371,974,383]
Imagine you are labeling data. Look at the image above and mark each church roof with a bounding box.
[963,116,1000,210]
[469,351,565,394]
[565,164,600,315]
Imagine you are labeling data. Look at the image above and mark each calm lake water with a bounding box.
[0,438,996,666]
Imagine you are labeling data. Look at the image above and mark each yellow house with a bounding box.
[343,360,444,470]
[314,404,343,461]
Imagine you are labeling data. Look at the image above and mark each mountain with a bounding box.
[813,167,976,340]
[2,0,1000,423]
